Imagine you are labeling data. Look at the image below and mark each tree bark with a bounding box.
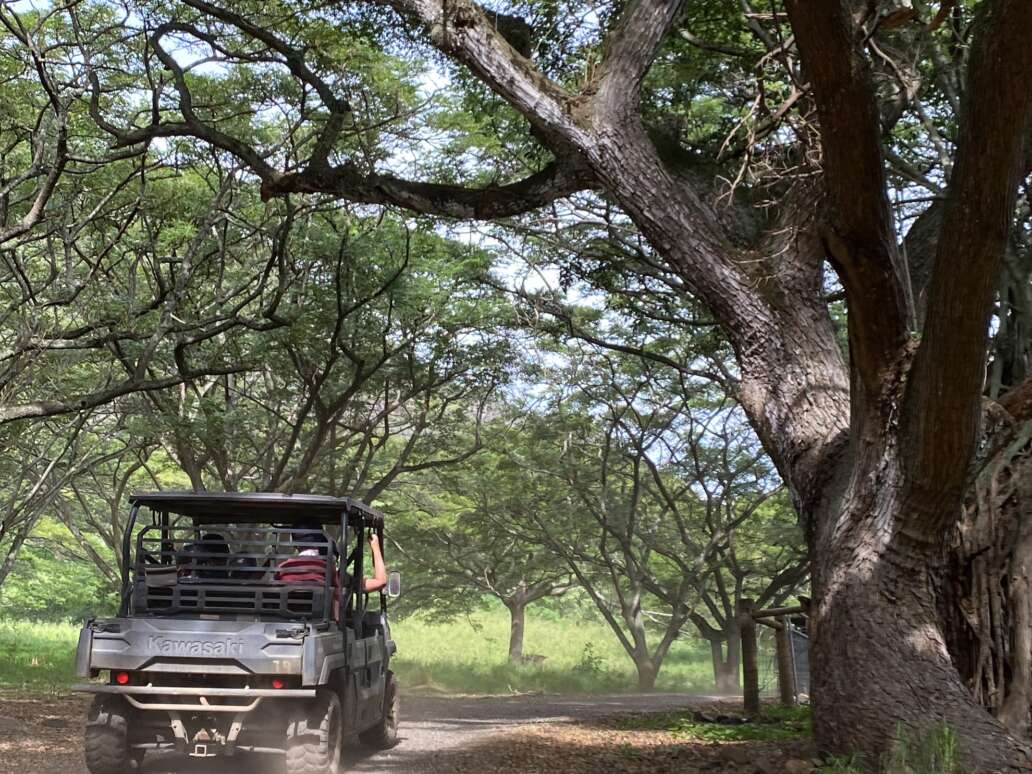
[810,438,1032,771]
[634,657,658,691]
[724,625,741,693]
[998,521,1032,737]
[708,630,741,694]
[708,638,723,688]
[506,599,526,663]
[775,617,796,707]
[943,417,1032,739]
[739,598,760,716]
[713,647,740,694]
[786,2,1032,768]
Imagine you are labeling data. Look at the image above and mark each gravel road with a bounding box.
[351,692,717,773]
[5,691,720,774]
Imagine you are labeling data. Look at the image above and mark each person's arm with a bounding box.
[363,533,387,592]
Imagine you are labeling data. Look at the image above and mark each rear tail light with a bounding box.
[114,671,130,685]
[271,678,285,689]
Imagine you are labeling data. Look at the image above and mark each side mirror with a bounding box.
[387,570,401,599]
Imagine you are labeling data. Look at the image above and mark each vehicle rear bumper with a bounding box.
[72,684,316,712]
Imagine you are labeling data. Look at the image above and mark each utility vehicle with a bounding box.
[72,492,400,773]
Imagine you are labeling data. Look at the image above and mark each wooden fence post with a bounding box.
[775,615,796,707]
[738,598,760,715]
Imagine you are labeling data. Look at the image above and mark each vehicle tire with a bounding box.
[84,697,132,774]
[359,670,399,749]
[285,689,342,774]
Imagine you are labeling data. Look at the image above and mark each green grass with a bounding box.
[389,609,715,695]
[612,704,811,743]
[880,722,967,774]
[0,606,717,695]
[612,709,972,773]
[817,723,968,773]
[0,620,80,692]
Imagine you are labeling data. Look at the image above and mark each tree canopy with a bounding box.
[1,0,1031,769]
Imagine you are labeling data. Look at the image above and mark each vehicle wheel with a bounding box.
[359,670,399,749]
[285,689,342,774]
[84,697,131,774]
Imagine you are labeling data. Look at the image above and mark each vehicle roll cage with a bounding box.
[119,492,385,633]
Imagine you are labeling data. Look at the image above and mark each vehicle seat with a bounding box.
[276,556,341,620]
[275,556,338,585]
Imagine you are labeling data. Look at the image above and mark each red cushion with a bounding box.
[275,557,339,586]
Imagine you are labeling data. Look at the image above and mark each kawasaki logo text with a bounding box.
[147,637,245,656]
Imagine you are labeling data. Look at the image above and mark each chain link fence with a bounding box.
[756,616,809,703]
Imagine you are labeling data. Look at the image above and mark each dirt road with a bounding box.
[3,691,725,774]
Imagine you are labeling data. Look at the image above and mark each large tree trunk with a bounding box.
[713,650,739,694]
[634,656,658,691]
[810,439,1032,771]
[506,599,526,663]
[709,639,725,691]
[709,629,741,694]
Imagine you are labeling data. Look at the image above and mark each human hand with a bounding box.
[367,533,379,548]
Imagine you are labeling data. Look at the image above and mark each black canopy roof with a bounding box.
[128,491,384,527]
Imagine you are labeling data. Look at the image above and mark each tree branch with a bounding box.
[261,158,595,218]
[785,0,909,394]
[91,7,597,218]
[902,0,1032,529]
[381,0,584,148]
[0,365,247,425]
[594,0,684,120]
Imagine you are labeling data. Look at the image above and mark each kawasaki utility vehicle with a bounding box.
[73,492,400,773]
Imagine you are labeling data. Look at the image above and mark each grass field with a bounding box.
[390,609,715,694]
[0,606,717,695]
[0,620,80,692]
